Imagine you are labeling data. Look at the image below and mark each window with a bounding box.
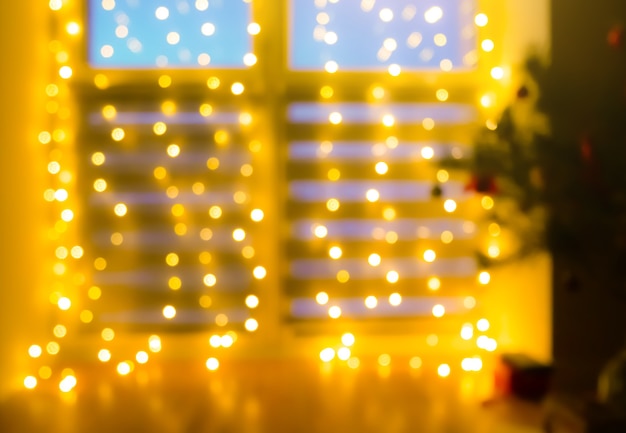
[41,0,503,365]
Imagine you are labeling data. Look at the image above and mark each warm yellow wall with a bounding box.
[0,2,49,397]
[504,0,551,64]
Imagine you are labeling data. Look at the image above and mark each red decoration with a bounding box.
[608,26,624,48]
[465,175,498,194]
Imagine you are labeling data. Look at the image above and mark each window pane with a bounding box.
[290,0,477,71]
[88,0,253,68]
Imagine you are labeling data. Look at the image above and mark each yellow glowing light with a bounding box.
[247,22,261,35]
[386,270,399,284]
[475,13,489,27]
[425,6,443,23]
[158,75,172,88]
[389,292,402,306]
[365,295,378,309]
[53,325,67,338]
[375,162,389,175]
[199,295,212,308]
[48,161,60,174]
[205,77,220,90]
[489,222,501,236]
[59,208,74,222]
[366,188,380,202]
[461,323,474,340]
[166,186,179,199]
[59,66,73,79]
[240,164,253,177]
[436,88,449,101]
[216,315,229,327]
[152,166,167,180]
[348,357,360,369]
[24,376,38,390]
[437,170,450,184]
[242,246,255,259]
[388,63,401,76]
[311,224,328,239]
[336,347,351,361]
[377,354,391,367]
[113,203,127,217]
[253,266,267,280]
[209,335,221,348]
[427,277,441,291]
[87,286,102,301]
[46,342,60,355]
[409,357,423,369]
[94,73,110,89]
[320,348,335,362]
[38,366,52,379]
[167,276,182,290]
[111,128,125,141]
[437,364,451,377]
[209,206,222,219]
[327,168,341,181]
[148,335,162,353]
[249,209,264,222]
[231,82,245,95]
[481,39,495,52]
[59,375,77,393]
[423,249,436,263]
[382,114,395,127]
[233,228,246,242]
[206,357,220,371]
[93,178,107,192]
[485,339,498,352]
[245,318,259,332]
[329,112,343,125]
[53,189,68,202]
[245,295,259,309]
[443,199,457,213]
[65,21,81,35]
[421,146,435,159]
[243,53,257,66]
[368,253,381,267]
[432,304,445,318]
[341,333,355,347]
[383,208,396,222]
[136,351,149,364]
[383,231,398,245]
[478,271,491,285]
[101,328,115,342]
[80,310,94,323]
[214,130,229,145]
[487,245,501,258]
[315,292,329,305]
[153,122,167,136]
[372,86,385,99]
[325,61,338,73]
[28,345,43,358]
[38,131,52,144]
[166,144,181,158]
[481,196,495,210]
[480,94,494,108]
[221,335,234,348]
[477,318,490,332]
[57,297,71,311]
[441,231,454,244]
[422,117,435,130]
[162,305,176,319]
[203,274,217,287]
[333,269,348,283]
[192,182,205,195]
[326,198,340,212]
[464,296,477,309]
[328,306,342,319]
[320,85,334,99]
[117,362,131,376]
[491,67,505,80]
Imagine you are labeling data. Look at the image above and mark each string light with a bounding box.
[28,1,504,388]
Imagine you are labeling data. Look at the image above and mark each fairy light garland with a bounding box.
[24,0,508,391]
